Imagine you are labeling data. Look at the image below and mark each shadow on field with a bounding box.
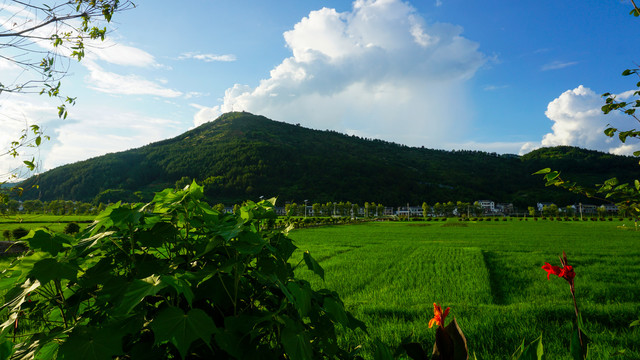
[359,307,423,322]
[482,251,528,305]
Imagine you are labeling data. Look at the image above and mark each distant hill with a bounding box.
[18,112,640,207]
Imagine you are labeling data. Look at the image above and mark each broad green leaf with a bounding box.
[57,325,123,360]
[150,307,216,359]
[114,275,167,315]
[22,229,71,256]
[35,341,59,359]
[303,251,324,280]
[188,180,204,200]
[281,317,312,360]
[323,297,349,327]
[287,282,311,317]
[544,171,560,182]
[235,231,266,255]
[0,337,14,360]
[160,275,194,307]
[29,258,78,284]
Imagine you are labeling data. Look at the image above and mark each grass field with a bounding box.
[288,219,640,359]
[0,214,94,234]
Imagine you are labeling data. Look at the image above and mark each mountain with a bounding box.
[18,112,640,207]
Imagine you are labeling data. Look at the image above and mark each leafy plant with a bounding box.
[0,181,365,359]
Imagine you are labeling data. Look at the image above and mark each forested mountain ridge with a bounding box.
[19,112,639,207]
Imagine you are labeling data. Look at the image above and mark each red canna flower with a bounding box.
[542,251,576,287]
[428,302,450,328]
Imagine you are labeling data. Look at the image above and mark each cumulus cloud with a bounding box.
[193,0,486,147]
[519,85,638,155]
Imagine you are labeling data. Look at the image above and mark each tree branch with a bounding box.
[0,13,86,38]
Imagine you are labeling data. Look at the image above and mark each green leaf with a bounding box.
[544,171,560,182]
[630,319,640,327]
[281,317,313,360]
[0,337,15,360]
[570,326,589,360]
[303,251,324,280]
[23,160,35,171]
[150,307,216,359]
[532,168,551,175]
[188,180,204,200]
[29,258,78,284]
[323,297,349,327]
[114,275,167,315]
[57,325,123,360]
[160,275,194,307]
[22,229,71,256]
[287,282,311,317]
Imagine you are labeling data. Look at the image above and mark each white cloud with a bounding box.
[0,94,58,179]
[483,84,509,91]
[84,61,182,98]
[85,39,159,67]
[194,0,486,147]
[541,60,578,71]
[179,52,236,62]
[519,85,639,155]
[43,106,182,170]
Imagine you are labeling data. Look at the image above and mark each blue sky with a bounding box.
[2,0,640,175]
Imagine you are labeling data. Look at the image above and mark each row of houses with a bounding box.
[536,202,619,215]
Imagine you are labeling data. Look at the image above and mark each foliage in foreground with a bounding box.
[0,181,364,359]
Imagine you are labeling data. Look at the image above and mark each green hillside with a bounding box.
[18,112,639,206]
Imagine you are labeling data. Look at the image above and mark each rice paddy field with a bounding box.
[0,214,94,234]
[288,219,640,359]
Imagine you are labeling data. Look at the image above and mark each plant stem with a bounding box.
[570,284,584,348]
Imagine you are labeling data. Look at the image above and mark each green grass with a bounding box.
[289,219,640,359]
[0,214,94,235]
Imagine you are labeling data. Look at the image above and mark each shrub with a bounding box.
[11,227,29,240]
[2,229,11,241]
[0,183,364,358]
[63,222,81,234]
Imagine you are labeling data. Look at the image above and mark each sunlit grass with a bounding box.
[289,219,640,359]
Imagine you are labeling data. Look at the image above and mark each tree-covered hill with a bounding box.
[19,112,640,207]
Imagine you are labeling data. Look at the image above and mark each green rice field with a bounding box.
[0,214,94,234]
[288,219,640,359]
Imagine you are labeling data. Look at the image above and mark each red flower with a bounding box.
[428,303,450,328]
[542,251,576,286]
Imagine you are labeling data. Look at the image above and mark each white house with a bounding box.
[477,200,495,214]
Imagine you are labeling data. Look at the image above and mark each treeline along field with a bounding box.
[288,220,640,359]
